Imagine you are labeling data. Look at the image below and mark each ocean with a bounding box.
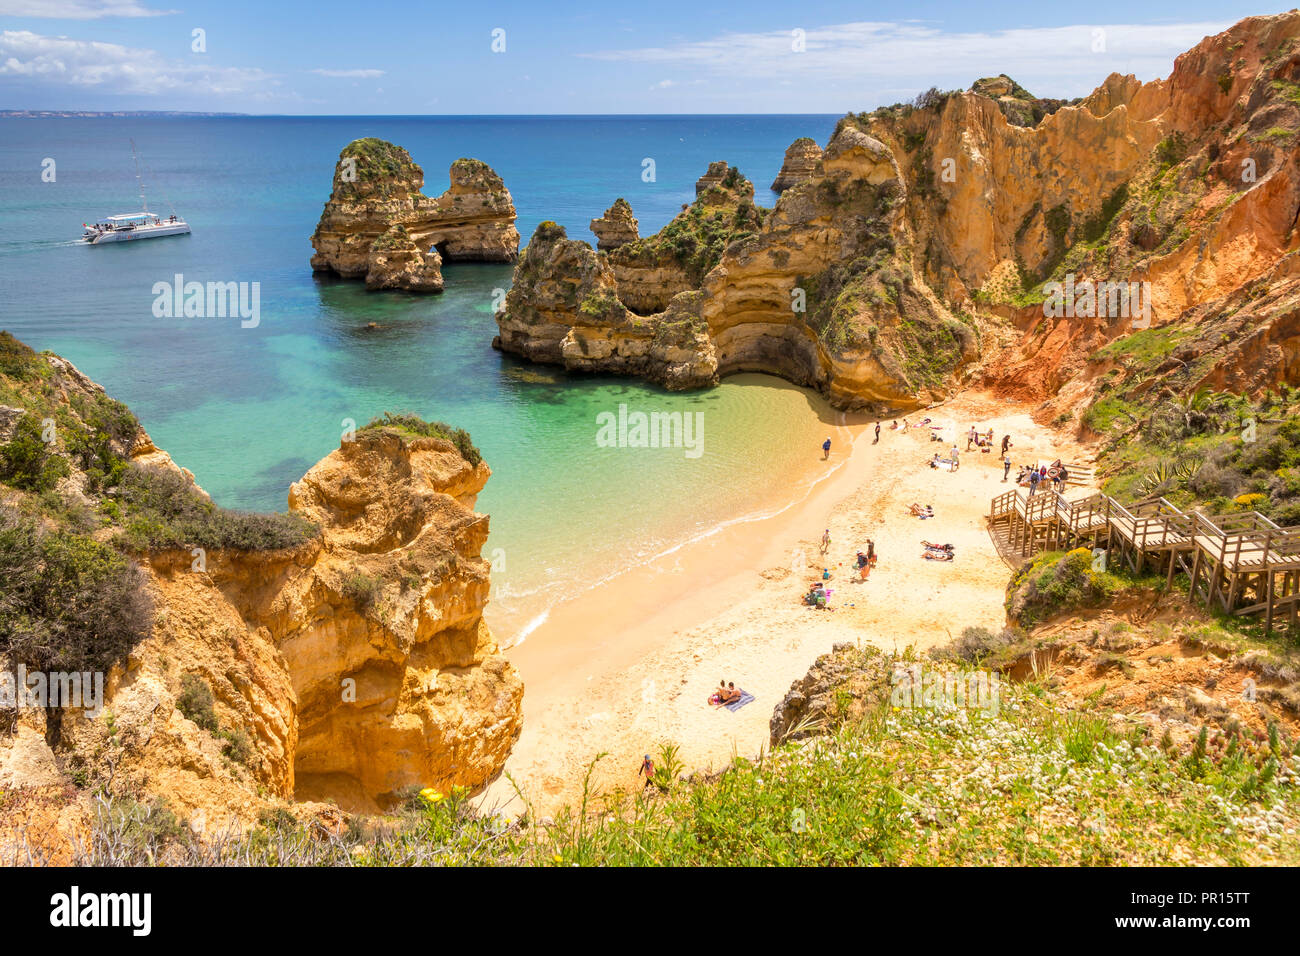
[0,114,844,641]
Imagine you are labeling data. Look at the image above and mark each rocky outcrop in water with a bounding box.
[494,222,717,388]
[770,137,823,192]
[589,198,639,251]
[497,142,977,411]
[310,138,519,293]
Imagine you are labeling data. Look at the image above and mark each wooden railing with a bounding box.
[987,487,1300,634]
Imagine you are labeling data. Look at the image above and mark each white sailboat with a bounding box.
[82,141,190,244]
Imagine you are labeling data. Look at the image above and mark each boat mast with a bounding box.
[130,139,149,214]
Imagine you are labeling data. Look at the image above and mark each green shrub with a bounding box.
[340,571,383,613]
[359,412,482,466]
[176,675,218,732]
[115,464,318,553]
[0,506,152,674]
[1007,548,1122,627]
[0,414,69,492]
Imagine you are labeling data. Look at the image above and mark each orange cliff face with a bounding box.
[0,402,522,826]
[281,431,522,813]
[851,11,1300,411]
[495,12,1300,417]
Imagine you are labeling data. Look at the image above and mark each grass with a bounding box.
[1089,326,1190,367]
[58,664,1300,866]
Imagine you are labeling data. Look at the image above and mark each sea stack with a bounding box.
[770,137,823,192]
[309,138,519,293]
[589,198,639,251]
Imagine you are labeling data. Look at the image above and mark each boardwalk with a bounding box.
[988,487,1300,636]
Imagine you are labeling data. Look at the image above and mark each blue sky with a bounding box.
[0,0,1290,113]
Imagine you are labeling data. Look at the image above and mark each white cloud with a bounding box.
[310,68,384,78]
[0,30,275,95]
[0,0,175,17]
[650,78,675,90]
[582,19,1233,96]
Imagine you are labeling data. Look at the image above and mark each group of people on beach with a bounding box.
[967,426,996,451]
[1015,460,1070,494]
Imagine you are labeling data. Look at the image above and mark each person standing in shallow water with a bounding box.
[822,436,832,459]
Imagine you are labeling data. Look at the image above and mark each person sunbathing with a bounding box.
[720,682,741,704]
[908,503,935,518]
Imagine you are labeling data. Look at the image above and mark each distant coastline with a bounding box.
[0,109,249,118]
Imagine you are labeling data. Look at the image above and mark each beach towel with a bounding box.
[724,690,755,712]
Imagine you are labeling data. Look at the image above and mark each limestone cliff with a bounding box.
[310,138,519,293]
[498,143,977,411]
[589,198,639,251]
[495,13,1300,414]
[856,12,1300,415]
[494,222,717,388]
[606,163,762,314]
[770,137,823,192]
[0,335,521,827]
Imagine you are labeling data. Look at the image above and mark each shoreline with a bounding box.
[478,392,1095,817]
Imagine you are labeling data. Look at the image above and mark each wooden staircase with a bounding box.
[988,488,1300,637]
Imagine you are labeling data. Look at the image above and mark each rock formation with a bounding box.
[497,143,977,411]
[495,12,1300,414]
[604,163,762,314]
[0,336,522,823]
[310,138,519,293]
[494,222,717,388]
[589,198,639,251]
[282,429,523,812]
[770,137,823,192]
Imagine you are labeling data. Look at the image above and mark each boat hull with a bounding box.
[87,224,191,244]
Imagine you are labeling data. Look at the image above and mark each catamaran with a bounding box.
[82,141,190,244]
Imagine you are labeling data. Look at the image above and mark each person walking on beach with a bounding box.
[638,754,656,790]
[822,436,832,459]
[856,550,869,580]
[1001,434,1011,455]
[1003,453,1012,482]
[967,426,976,451]
[1029,468,1041,497]
[874,422,881,444]
[821,528,831,554]
[950,445,960,471]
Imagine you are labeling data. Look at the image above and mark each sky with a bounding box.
[0,0,1291,114]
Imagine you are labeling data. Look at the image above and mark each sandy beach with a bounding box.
[478,392,1093,817]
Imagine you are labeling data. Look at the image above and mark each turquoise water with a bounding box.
[0,115,842,639]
